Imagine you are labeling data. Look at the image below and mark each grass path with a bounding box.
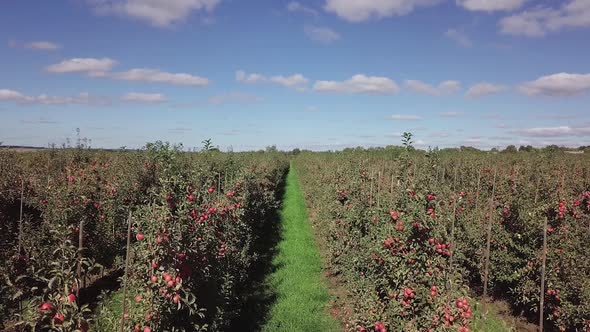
[261,164,340,332]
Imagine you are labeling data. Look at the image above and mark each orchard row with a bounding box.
[294,148,590,332]
[0,143,289,331]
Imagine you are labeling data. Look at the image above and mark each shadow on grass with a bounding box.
[464,274,539,329]
[79,268,123,311]
[226,171,288,332]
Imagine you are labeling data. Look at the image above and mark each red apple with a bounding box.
[54,313,64,324]
[40,302,53,311]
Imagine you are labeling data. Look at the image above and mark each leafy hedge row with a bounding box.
[294,149,590,332]
[0,144,289,331]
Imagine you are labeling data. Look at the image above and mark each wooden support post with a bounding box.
[448,167,458,289]
[370,169,374,202]
[390,174,394,194]
[218,172,221,198]
[120,211,133,332]
[18,179,24,254]
[76,218,84,296]
[377,171,381,208]
[18,178,24,329]
[539,216,548,332]
[482,169,497,299]
[474,167,481,211]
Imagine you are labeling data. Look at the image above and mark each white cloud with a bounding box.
[444,29,472,47]
[465,82,507,98]
[122,92,167,103]
[235,70,308,89]
[209,92,262,104]
[405,80,461,95]
[464,137,483,144]
[287,2,319,16]
[235,70,266,83]
[415,139,427,146]
[456,0,527,12]
[35,95,78,105]
[37,93,104,105]
[24,41,61,50]
[270,74,309,88]
[45,58,117,75]
[0,89,109,106]
[439,81,462,93]
[92,0,221,27]
[389,114,422,121]
[385,132,404,138]
[168,127,193,133]
[518,72,590,96]
[304,25,341,43]
[500,0,590,37]
[439,111,463,117]
[314,74,399,95]
[46,58,209,87]
[324,0,442,22]
[512,126,590,137]
[0,89,31,102]
[111,68,209,86]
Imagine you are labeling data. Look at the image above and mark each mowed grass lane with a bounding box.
[261,165,340,332]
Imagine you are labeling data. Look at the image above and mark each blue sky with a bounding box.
[1,0,589,151]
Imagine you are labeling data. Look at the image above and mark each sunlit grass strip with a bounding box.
[91,290,124,331]
[261,165,340,332]
[471,301,517,332]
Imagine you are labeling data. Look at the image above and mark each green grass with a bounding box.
[90,289,124,331]
[471,301,516,332]
[261,164,340,332]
